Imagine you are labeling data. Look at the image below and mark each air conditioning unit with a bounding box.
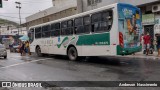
[152,4,160,13]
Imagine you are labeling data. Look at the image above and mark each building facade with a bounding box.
[25,0,79,29]
[25,0,160,39]
[0,24,27,36]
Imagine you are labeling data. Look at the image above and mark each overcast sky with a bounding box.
[0,0,52,24]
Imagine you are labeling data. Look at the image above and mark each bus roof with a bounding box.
[30,3,138,29]
[30,3,118,29]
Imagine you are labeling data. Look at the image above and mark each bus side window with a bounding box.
[35,27,42,39]
[51,24,55,37]
[61,21,68,35]
[55,23,60,36]
[42,25,51,38]
[67,20,74,35]
[91,13,101,32]
[91,10,113,32]
[61,20,74,36]
[107,11,113,30]
[83,15,91,34]
[51,23,60,37]
[74,17,83,34]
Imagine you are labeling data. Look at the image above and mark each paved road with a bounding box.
[0,51,160,90]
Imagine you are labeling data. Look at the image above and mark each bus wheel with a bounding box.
[68,47,78,61]
[36,46,42,57]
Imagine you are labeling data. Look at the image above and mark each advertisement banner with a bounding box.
[118,4,142,48]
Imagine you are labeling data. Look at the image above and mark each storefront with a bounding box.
[142,14,155,48]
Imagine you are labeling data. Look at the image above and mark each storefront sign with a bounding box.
[142,14,155,25]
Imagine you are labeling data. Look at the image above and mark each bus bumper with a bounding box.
[117,45,142,55]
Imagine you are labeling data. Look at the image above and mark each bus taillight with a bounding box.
[119,32,124,48]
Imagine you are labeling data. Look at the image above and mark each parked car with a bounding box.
[0,44,7,59]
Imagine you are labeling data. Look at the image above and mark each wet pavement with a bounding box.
[0,51,160,90]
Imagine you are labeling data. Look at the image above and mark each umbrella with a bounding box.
[19,35,29,41]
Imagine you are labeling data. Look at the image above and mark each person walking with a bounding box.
[143,32,151,55]
[140,33,144,52]
[25,41,31,55]
[155,34,160,57]
[19,42,23,56]
[20,41,25,56]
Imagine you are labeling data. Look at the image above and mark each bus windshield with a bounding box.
[118,3,142,48]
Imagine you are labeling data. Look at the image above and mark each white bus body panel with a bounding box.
[29,3,119,56]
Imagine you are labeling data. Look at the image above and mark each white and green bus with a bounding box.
[28,3,142,60]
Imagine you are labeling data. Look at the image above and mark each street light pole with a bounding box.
[15,1,21,36]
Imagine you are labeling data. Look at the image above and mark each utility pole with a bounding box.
[15,1,21,36]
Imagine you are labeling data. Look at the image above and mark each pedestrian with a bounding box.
[140,33,144,51]
[9,44,12,52]
[25,41,28,53]
[143,32,151,55]
[19,42,23,56]
[155,34,160,57]
[20,41,25,56]
[27,41,31,55]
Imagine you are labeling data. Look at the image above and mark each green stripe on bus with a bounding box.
[77,33,110,45]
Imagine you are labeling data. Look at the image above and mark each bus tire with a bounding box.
[36,46,42,57]
[67,47,78,61]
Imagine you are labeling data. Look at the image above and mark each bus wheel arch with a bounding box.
[67,45,78,61]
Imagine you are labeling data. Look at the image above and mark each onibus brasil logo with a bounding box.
[2,82,42,88]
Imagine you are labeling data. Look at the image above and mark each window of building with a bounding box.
[87,0,92,6]
[51,23,60,37]
[87,0,102,6]
[35,27,42,39]
[91,10,113,33]
[42,25,51,38]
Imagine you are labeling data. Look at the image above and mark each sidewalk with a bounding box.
[125,51,160,60]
